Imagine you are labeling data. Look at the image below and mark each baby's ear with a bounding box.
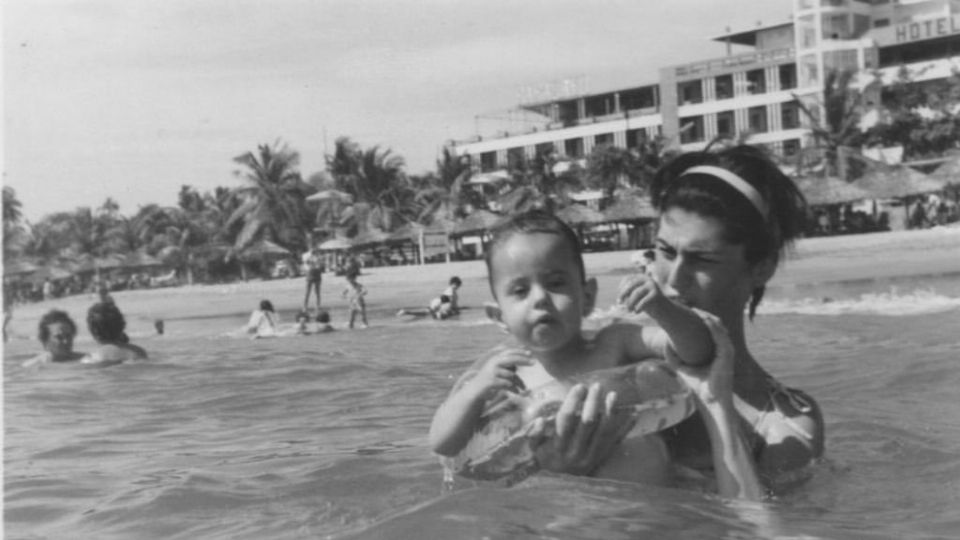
[582,277,598,317]
[484,302,510,334]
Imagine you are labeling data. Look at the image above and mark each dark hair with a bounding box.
[484,209,585,295]
[449,276,462,287]
[87,302,129,344]
[259,300,274,312]
[316,310,330,324]
[38,309,77,344]
[651,144,807,319]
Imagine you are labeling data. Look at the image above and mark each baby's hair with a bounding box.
[316,310,331,324]
[483,209,585,295]
[449,276,462,287]
[651,144,807,318]
[38,309,77,344]
[87,302,129,344]
[260,300,274,312]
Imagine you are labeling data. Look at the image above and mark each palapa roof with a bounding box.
[452,209,503,237]
[930,155,960,185]
[555,204,606,226]
[852,166,947,199]
[795,176,870,206]
[601,193,657,222]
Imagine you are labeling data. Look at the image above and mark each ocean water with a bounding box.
[5,269,960,539]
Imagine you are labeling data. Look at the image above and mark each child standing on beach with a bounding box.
[341,270,369,329]
[429,210,760,494]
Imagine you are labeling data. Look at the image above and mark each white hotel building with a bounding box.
[448,0,960,174]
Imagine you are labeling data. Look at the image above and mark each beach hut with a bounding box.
[451,209,502,237]
[600,192,658,249]
[239,240,291,260]
[929,155,960,186]
[3,260,38,278]
[555,203,606,227]
[122,251,164,270]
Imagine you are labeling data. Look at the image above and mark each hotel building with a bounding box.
[448,0,960,174]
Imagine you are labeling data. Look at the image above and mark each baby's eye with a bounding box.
[508,285,528,297]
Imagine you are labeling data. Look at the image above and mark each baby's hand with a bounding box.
[617,273,668,316]
[464,349,533,402]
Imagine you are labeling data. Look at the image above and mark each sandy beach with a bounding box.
[6,226,960,344]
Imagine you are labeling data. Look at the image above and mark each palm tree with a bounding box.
[327,136,415,232]
[3,187,26,263]
[792,69,870,179]
[227,140,311,253]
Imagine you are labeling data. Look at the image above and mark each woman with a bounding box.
[648,144,825,493]
[22,309,87,367]
[247,299,279,338]
[85,301,148,363]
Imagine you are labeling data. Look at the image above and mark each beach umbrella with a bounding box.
[350,229,391,248]
[239,239,292,260]
[122,251,164,270]
[26,265,74,285]
[318,237,353,251]
[306,189,354,203]
[452,209,503,237]
[852,166,947,199]
[556,204,606,227]
[94,253,127,270]
[795,176,870,206]
[467,170,510,185]
[601,193,657,222]
[3,260,38,277]
[929,155,960,186]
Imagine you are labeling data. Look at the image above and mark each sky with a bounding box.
[3,0,791,222]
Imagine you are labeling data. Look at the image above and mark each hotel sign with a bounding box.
[874,15,960,46]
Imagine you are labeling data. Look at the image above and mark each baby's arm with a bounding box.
[429,349,532,456]
[618,274,714,367]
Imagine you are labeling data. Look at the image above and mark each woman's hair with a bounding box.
[484,209,585,295]
[38,309,77,343]
[87,302,129,344]
[316,310,331,324]
[651,144,807,319]
[449,276,462,287]
[259,300,274,312]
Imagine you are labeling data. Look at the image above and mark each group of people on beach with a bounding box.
[430,145,824,500]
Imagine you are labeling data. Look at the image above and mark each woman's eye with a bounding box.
[657,246,676,260]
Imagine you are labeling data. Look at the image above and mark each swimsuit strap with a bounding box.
[734,377,815,443]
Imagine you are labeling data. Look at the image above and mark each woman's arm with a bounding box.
[675,315,763,500]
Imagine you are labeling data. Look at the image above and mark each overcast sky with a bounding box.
[3,0,791,222]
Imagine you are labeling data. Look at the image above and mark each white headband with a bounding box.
[679,165,769,220]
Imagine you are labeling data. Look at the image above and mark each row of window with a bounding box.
[680,101,802,143]
[475,128,663,171]
[678,64,797,105]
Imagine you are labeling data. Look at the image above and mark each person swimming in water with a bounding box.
[247,299,279,338]
[84,302,148,364]
[22,309,87,367]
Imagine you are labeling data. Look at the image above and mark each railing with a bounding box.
[674,47,795,77]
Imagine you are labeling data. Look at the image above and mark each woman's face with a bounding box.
[650,207,758,321]
[43,322,75,360]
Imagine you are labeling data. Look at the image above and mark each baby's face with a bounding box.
[489,232,588,353]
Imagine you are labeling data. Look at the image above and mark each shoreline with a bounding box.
[5,226,960,344]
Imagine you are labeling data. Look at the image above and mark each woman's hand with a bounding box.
[530,383,629,476]
[671,312,735,408]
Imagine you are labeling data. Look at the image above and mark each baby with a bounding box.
[429,210,716,484]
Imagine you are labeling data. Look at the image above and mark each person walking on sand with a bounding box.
[341,269,368,329]
[302,245,325,314]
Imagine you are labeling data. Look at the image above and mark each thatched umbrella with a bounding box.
[350,229,391,249]
[452,209,502,237]
[318,238,353,251]
[795,176,870,206]
[601,193,657,223]
[929,155,960,186]
[852,166,947,199]
[122,250,164,270]
[556,204,606,227]
[3,260,38,277]
[239,240,292,261]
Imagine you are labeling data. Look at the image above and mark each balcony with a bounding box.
[674,47,795,78]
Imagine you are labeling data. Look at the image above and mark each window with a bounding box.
[716,111,735,138]
[535,142,555,157]
[564,138,584,158]
[782,139,801,157]
[507,148,525,170]
[779,64,797,90]
[678,80,703,104]
[585,94,615,117]
[594,133,614,147]
[480,151,497,172]
[715,74,734,100]
[748,106,768,133]
[620,87,657,110]
[781,101,801,129]
[873,18,889,28]
[626,128,647,149]
[558,100,579,124]
[679,116,705,143]
[746,69,766,94]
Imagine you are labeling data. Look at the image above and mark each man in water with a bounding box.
[302,245,325,314]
